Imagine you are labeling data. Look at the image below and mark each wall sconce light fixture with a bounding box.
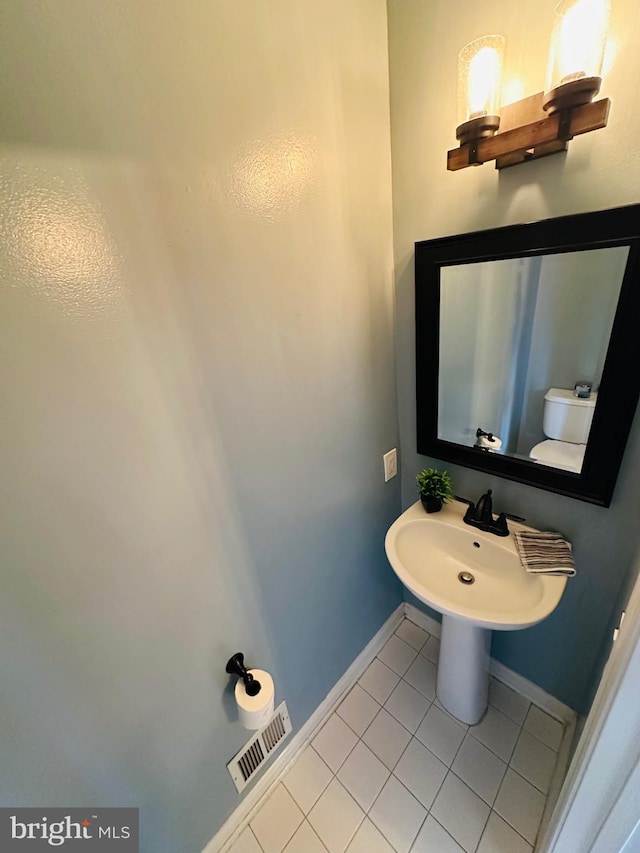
[456,36,505,144]
[448,0,611,170]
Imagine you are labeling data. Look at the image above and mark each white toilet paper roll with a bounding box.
[235,669,275,730]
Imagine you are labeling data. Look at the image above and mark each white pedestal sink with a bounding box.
[385,500,567,724]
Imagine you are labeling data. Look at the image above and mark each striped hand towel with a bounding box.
[513,531,576,576]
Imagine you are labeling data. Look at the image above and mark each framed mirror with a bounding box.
[415,205,640,506]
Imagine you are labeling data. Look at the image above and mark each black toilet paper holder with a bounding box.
[226,652,262,696]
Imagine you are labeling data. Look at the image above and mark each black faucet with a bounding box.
[462,489,510,537]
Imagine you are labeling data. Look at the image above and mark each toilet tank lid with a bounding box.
[545,388,598,408]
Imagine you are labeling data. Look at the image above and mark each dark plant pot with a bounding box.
[420,494,443,513]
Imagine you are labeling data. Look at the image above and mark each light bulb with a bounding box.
[456,35,505,144]
[544,0,610,113]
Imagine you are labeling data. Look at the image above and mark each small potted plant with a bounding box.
[416,468,453,514]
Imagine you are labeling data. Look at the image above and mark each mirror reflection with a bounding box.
[438,246,629,473]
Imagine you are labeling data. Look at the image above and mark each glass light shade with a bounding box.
[457,35,505,127]
[544,0,610,111]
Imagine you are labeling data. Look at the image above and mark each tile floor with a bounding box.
[229,618,567,853]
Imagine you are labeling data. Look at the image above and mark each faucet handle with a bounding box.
[494,513,510,537]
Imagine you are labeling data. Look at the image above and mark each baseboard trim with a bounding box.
[538,711,577,844]
[489,660,576,725]
[403,602,441,637]
[204,604,405,853]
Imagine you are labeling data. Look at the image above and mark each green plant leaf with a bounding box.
[416,468,453,502]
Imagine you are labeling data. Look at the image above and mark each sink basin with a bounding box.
[385,500,567,723]
[385,499,566,630]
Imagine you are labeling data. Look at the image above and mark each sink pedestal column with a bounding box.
[437,615,491,725]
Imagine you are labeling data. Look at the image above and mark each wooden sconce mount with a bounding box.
[447,92,610,171]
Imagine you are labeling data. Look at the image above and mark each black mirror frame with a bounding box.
[415,204,640,507]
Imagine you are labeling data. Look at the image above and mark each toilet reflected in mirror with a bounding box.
[529,388,597,473]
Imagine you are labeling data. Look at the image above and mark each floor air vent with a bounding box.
[227,701,292,793]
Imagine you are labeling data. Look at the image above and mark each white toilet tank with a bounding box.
[543,388,597,444]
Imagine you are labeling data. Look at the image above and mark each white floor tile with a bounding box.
[421,636,440,664]
[430,772,490,853]
[403,655,437,700]
[337,684,380,737]
[369,776,427,853]
[494,768,546,846]
[469,705,520,762]
[312,714,358,773]
[308,778,364,853]
[510,729,557,794]
[477,812,533,853]
[433,697,469,728]
[395,619,429,651]
[362,708,412,769]
[284,820,328,852]
[411,815,465,853]
[394,737,447,810]
[523,705,564,751]
[251,783,304,853]
[415,705,466,766]
[384,680,431,733]
[489,678,530,726]
[283,746,333,814]
[346,818,395,853]
[359,658,400,704]
[451,733,507,805]
[378,635,419,676]
[228,826,262,853]
[239,656,559,853]
[337,741,390,811]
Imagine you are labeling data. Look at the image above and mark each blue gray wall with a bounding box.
[0,3,402,850]
[388,0,640,715]
[4,5,640,851]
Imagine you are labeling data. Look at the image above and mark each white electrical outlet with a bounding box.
[383,448,398,482]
